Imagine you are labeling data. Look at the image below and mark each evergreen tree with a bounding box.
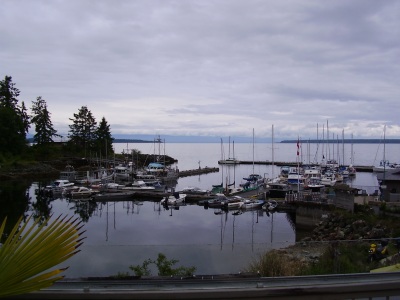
[95,117,114,157]
[0,75,19,109]
[68,106,97,156]
[0,76,28,155]
[31,96,60,145]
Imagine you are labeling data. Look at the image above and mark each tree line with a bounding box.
[0,75,114,159]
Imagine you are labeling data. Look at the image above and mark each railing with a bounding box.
[9,272,400,299]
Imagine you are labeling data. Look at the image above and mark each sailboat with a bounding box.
[373,125,400,173]
[241,129,264,191]
[218,137,239,164]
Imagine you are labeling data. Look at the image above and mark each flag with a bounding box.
[297,138,300,156]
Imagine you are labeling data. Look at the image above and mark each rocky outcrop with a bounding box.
[303,212,389,242]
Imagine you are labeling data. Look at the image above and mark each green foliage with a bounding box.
[0,76,29,156]
[127,253,196,277]
[0,214,85,298]
[129,258,153,277]
[68,106,97,156]
[31,96,60,145]
[95,116,114,157]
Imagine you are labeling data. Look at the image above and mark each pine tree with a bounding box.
[0,76,28,155]
[31,96,60,145]
[68,106,97,156]
[95,117,114,157]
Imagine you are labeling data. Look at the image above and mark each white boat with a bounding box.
[321,173,337,186]
[240,199,265,210]
[305,178,325,192]
[373,160,400,173]
[46,179,75,192]
[161,192,187,205]
[122,180,156,191]
[114,165,131,180]
[224,196,245,209]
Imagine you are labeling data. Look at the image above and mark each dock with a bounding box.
[218,160,374,172]
[178,166,219,177]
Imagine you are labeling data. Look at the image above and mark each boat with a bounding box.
[320,172,337,186]
[218,137,239,165]
[373,160,400,173]
[161,192,187,205]
[180,186,210,195]
[305,178,325,192]
[348,164,357,176]
[372,125,400,173]
[114,164,131,180]
[263,200,278,211]
[65,186,97,199]
[91,190,135,202]
[45,179,75,194]
[241,174,264,191]
[223,196,246,210]
[267,182,291,199]
[122,180,156,191]
[59,165,77,181]
[240,199,265,210]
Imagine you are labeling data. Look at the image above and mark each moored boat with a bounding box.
[161,192,187,205]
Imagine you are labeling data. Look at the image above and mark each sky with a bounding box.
[1,0,400,141]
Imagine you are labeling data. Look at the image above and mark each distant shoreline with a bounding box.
[113,138,400,144]
[28,138,400,144]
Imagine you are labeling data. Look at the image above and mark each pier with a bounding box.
[218,160,374,172]
[178,166,219,177]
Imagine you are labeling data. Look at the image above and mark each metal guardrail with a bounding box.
[8,272,400,299]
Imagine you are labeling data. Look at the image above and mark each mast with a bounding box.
[252,128,255,174]
[271,124,274,179]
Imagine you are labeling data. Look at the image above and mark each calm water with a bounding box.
[19,142,394,278]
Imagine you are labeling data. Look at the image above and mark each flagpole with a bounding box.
[297,137,300,195]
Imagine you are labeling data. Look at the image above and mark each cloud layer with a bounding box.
[1,0,400,140]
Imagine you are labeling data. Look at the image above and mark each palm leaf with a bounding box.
[0,214,85,298]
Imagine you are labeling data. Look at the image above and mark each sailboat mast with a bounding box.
[271,124,274,179]
[252,128,255,174]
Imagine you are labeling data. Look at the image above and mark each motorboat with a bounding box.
[180,186,210,195]
[65,186,97,199]
[240,199,265,210]
[161,192,187,205]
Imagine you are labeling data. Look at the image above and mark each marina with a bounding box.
[2,141,396,279]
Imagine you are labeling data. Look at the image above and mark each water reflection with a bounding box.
[0,180,31,234]
[1,180,296,278]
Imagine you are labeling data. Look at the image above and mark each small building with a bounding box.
[376,169,400,202]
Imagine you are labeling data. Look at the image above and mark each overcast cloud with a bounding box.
[1,0,400,140]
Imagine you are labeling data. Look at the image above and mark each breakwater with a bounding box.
[218,160,373,172]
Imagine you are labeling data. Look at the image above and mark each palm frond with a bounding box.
[0,214,85,298]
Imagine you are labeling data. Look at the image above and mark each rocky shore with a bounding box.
[278,211,394,266]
